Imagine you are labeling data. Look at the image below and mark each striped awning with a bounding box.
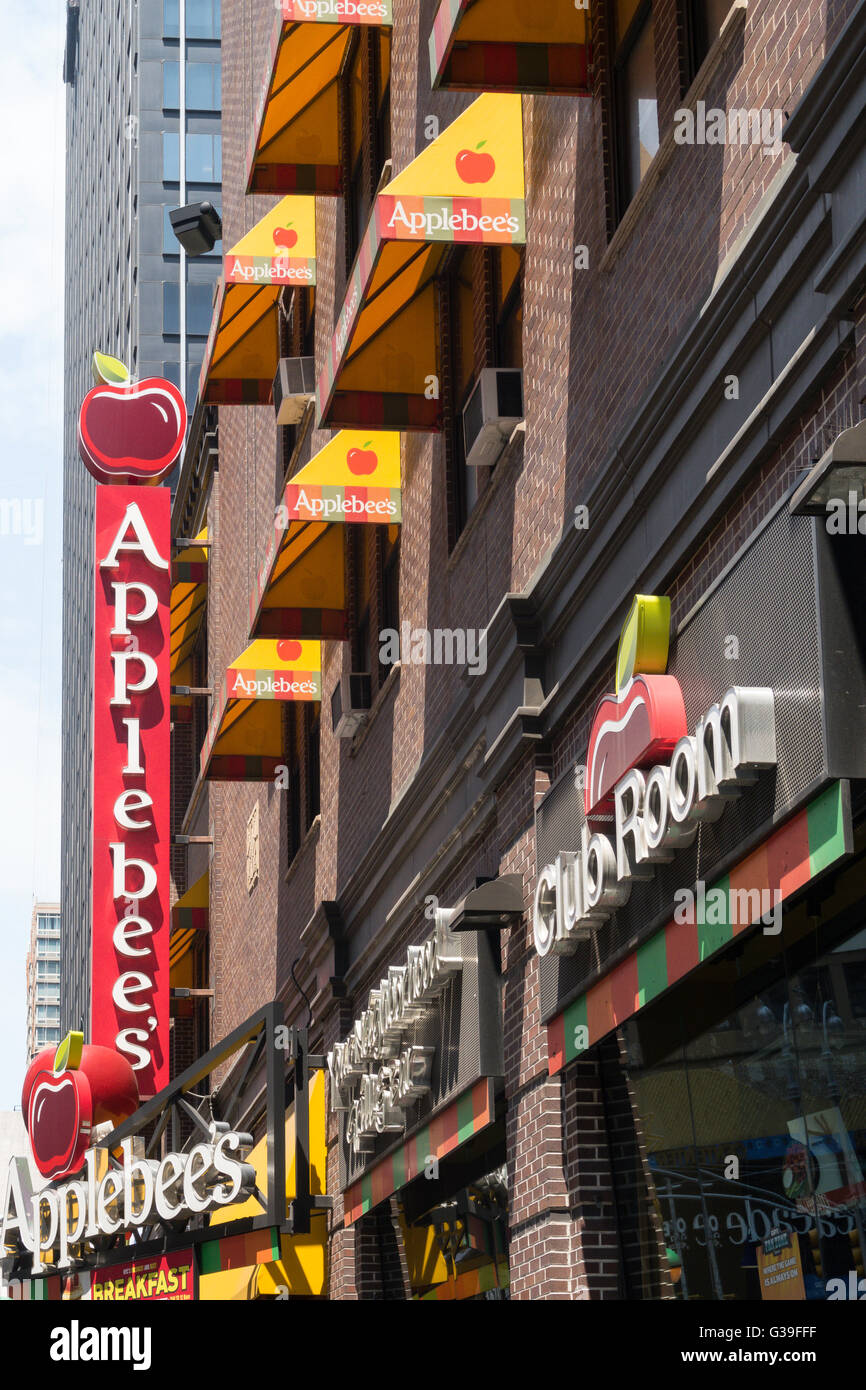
[250,430,401,641]
[247,0,393,196]
[169,869,209,985]
[199,197,316,406]
[201,639,322,781]
[317,94,525,431]
[429,0,591,94]
[171,529,208,718]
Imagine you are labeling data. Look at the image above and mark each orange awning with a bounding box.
[170,529,208,718]
[317,94,525,431]
[247,0,393,195]
[170,870,209,987]
[429,0,591,94]
[201,640,321,781]
[250,430,401,641]
[199,197,316,405]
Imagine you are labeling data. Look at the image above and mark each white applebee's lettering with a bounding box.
[0,1130,255,1270]
[98,506,169,1074]
[386,199,522,240]
[533,688,777,958]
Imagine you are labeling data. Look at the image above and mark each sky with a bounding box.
[0,0,65,1107]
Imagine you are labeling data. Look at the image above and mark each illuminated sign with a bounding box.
[22,1033,138,1183]
[81,354,186,1096]
[328,924,463,1155]
[91,1249,196,1302]
[0,1126,255,1272]
[534,596,777,958]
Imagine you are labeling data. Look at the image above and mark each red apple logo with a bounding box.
[22,1032,139,1182]
[347,441,379,476]
[277,640,303,662]
[584,676,688,822]
[78,377,188,486]
[456,142,496,185]
[273,224,298,253]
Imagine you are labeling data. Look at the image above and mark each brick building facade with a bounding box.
[169,0,866,1300]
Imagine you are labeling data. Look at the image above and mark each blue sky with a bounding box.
[0,0,65,1107]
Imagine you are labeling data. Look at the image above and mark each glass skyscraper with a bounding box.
[60,0,221,1035]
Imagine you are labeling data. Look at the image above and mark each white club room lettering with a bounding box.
[533,688,777,958]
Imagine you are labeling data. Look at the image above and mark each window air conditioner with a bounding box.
[462,368,524,468]
[331,673,372,739]
[273,356,316,426]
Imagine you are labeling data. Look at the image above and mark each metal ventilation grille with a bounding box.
[538,508,825,1023]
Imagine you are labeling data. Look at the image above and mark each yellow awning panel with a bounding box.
[170,529,208,717]
[429,0,591,94]
[201,639,321,782]
[200,1069,327,1300]
[250,430,401,641]
[318,94,525,431]
[199,197,317,406]
[169,868,209,988]
[247,1,393,195]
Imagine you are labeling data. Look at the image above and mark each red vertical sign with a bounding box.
[92,486,171,1096]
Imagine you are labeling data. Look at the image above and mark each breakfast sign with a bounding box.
[79,351,187,1096]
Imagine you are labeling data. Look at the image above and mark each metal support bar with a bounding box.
[171,686,213,697]
[291,1028,312,1235]
[176,1095,213,1140]
[173,538,212,549]
[265,1000,287,1231]
[173,834,214,845]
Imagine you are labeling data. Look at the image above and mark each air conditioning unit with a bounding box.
[331,673,372,739]
[463,368,524,468]
[273,356,316,426]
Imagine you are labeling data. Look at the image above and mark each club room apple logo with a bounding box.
[456,141,496,185]
[78,352,188,486]
[347,441,378,475]
[273,224,298,253]
[22,1031,139,1182]
[584,595,688,822]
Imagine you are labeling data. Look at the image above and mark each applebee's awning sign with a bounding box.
[533,596,777,958]
[79,352,187,1096]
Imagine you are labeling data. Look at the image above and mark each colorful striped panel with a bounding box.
[254,608,349,641]
[199,1226,281,1277]
[343,1078,495,1226]
[429,0,591,94]
[548,782,850,1075]
[418,1259,510,1300]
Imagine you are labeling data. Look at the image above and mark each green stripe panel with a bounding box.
[199,1240,221,1276]
[456,1088,476,1144]
[808,781,847,874]
[361,1171,373,1215]
[636,930,668,1007]
[697,875,732,960]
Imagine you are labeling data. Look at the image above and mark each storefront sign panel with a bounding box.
[91,1249,196,1302]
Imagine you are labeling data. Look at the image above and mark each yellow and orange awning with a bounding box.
[250,430,401,641]
[199,197,316,406]
[201,639,321,782]
[170,529,208,718]
[317,93,525,431]
[247,0,393,195]
[429,0,591,94]
[200,1070,328,1300]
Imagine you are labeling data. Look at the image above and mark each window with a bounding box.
[165,0,220,38]
[305,706,320,828]
[37,961,60,979]
[342,29,391,270]
[163,133,221,183]
[187,133,221,182]
[379,527,400,686]
[164,0,179,37]
[610,0,660,217]
[187,281,214,335]
[163,60,180,108]
[164,280,180,334]
[684,0,731,82]
[187,61,221,110]
[286,703,319,864]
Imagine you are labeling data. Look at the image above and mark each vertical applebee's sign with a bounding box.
[78,352,187,1096]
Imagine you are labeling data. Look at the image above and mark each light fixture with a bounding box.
[169,201,223,256]
[789,419,866,515]
[435,875,525,933]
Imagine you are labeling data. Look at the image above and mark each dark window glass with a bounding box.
[163,61,180,109]
[379,528,400,686]
[186,61,221,110]
[187,0,220,39]
[186,133,221,183]
[495,246,524,369]
[306,709,320,825]
[163,280,180,335]
[164,0,179,38]
[163,132,180,182]
[611,0,659,215]
[187,281,214,335]
[685,0,731,80]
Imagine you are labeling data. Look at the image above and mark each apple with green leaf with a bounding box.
[22,1031,139,1182]
[273,224,298,252]
[456,141,496,185]
[347,440,379,476]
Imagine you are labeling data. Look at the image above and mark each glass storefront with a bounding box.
[604,857,866,1301]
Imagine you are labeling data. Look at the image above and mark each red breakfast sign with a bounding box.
[80,354,186,1097]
